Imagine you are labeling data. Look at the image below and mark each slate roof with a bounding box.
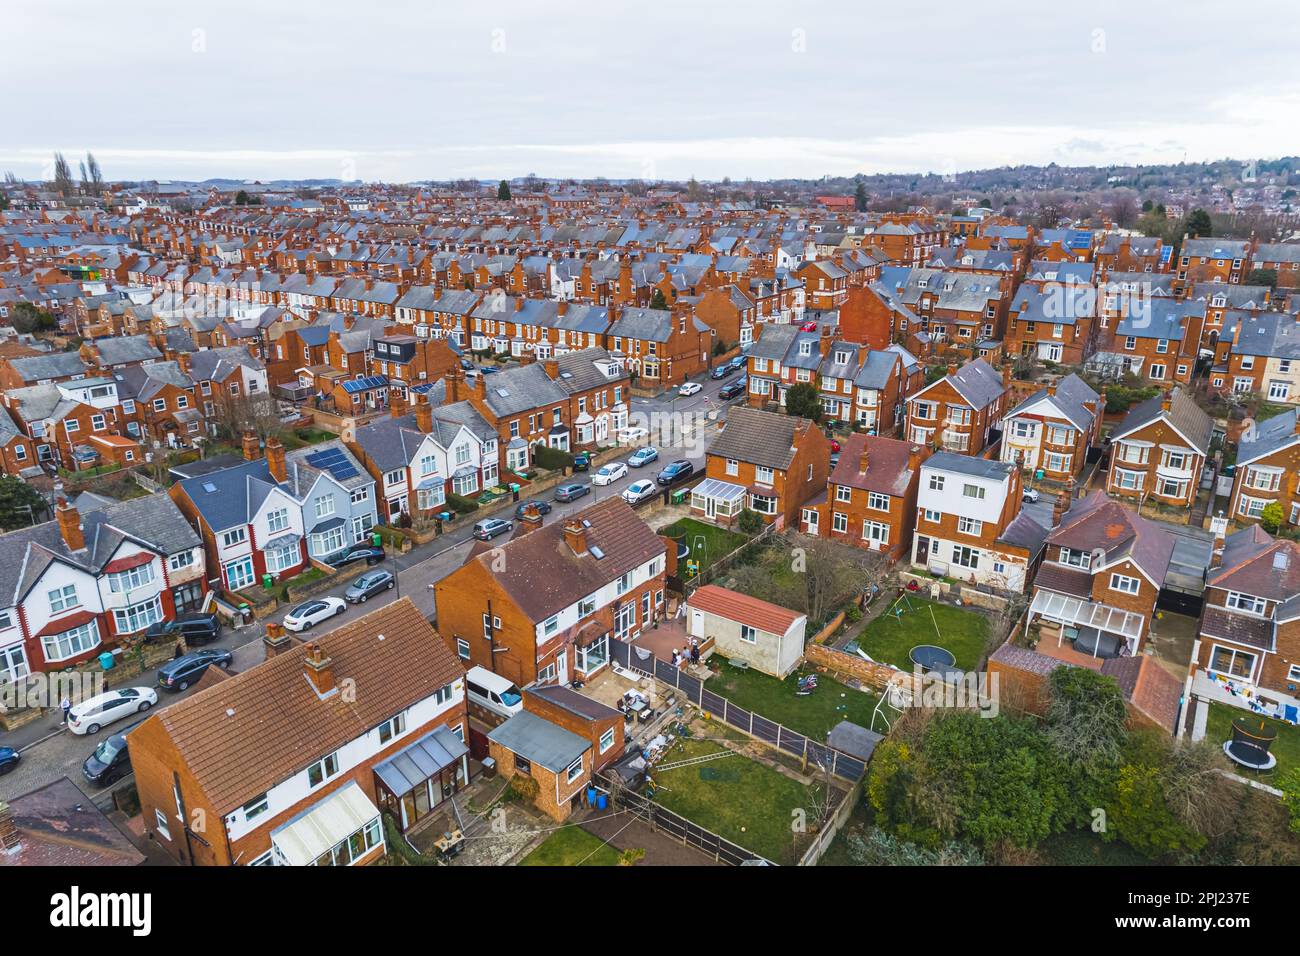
[150,598,464,813]
[477,363,567,417]
[91,334,162,366]
[1226,312,1300,360]
[1005,373,1099,432]
[5,351,87,383]
[1046,490,1176,584]
[1112,388,1213,453]
[0,492,200,607]
[708,406,808,470]
[1236,406,1299,465]
[1208,529,1300,603]
[923,450,1013,482]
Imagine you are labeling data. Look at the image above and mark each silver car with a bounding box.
[345,569,395,604]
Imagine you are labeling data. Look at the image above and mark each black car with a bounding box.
[726,356,746,372]
[710,363,737,380]
[83,734,131,786]
[719,378,747,400]
[514,499,553,519]
[554,482,591,502]
[158,648,234,692]
[0,746,19,776]
[656,460,695,486]
[325,544,386,568]
[572,451,592,471]
[145,612,222,646]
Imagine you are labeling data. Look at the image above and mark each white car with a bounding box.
[283,596,347,632]
[678,382,703,397]
[1022,488,1041,503]
[622,479,657,504]
[617,426,649,444]
[67,687,158,736]
[591,461,628,486]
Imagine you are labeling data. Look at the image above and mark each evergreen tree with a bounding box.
[497,179,512,200]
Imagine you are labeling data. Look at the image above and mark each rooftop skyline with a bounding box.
[5,0,1299,183]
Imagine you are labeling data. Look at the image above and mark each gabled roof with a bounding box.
[1046,490,1175,585]
[1236,406,1300,465]
[1005,373,1099,432]
[1111,388,1213,453]
[149,598,463,813]
[708,406,808,470]
[911,357,1005,409]
[1208,527,1300,603]
[687,585,804,635]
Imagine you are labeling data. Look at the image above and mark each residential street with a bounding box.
[0,371,742,804]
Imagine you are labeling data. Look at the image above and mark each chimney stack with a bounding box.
[242,429,260,461]
[516,501,544,536]
[55,496,85,552]
[563,519,589,556]
[1002,361,1013,386]
[907,445,924,472]
[389,388,407,419]
[414,396,433,433]
[543,358,559,380]
[1160,393,1172,413]
[1052,480,1072,527]
[263,621,292,660]
[303,642,337,697]
[1210,533,1225,569]
[0,801,19,854]
[947,361,959,378]
[266,437,287,483]
[858,439,870,473]
[1047,382,1057,397]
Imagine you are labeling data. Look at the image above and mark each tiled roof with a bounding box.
[151,598,464,813]
[708,406,808,470]
[688,584,804,636]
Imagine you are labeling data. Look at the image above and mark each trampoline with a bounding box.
[909,644,955,672]
[1223,716,1278,772]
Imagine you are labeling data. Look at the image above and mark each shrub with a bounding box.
[532,444,574,471]
[509,774,540,801]
[1260,501,1284,534]
[736,508,764,535]
[446,493,479,514]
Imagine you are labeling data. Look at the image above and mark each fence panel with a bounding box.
[750,712,781,748]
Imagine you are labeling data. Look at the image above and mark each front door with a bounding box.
[916,536,930,567]
[557,651,568,686]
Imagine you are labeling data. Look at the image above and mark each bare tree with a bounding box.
[51,152,74,196]
[211,390,284,444]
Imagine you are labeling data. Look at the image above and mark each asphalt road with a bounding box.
[0,369,745,804]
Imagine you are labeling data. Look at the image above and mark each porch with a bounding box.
[373,725,473,833]
[1027,588,1145,660]
[689,478,747,525]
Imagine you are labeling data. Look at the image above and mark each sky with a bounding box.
[3,0,1299,184]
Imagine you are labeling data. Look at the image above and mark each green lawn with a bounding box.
[1204,702,1300,780]
[662,517,751,574]
[706,658,879,739]
[650,737,819,863]
[518,827,620,867]
[856,597,988,671]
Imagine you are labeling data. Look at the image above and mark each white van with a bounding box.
[465,665,524,718]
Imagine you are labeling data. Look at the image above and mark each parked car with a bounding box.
[82,734,131,786]
[622,479,658,505]
[324,544,386,568]
[719,378,747,400]
[710,363,736,380]
[799,321,818,332]
[67,687,159,735]
[345,569,396,604]
[158,649,233,692]
[479,364,500,374]
[678,381,703,396]
[1022,488,1041,503]
[591,461,628,486]
[459,358,474,370]
[0,747,20,776]
[572,450,592,471]
[514,499,552,519]
[828,437,841,453]
[472,517,513,540]
[145,612,222,646]
[656,460,695,486]
[617,426,649,444]
[627,446,659,467]
[465,665,523,718]
[727,356,746,372]
[554,482,591,502]
[283,596,347,632]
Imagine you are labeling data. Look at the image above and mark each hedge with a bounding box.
[447,492,480,514]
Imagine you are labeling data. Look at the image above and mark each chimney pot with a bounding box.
[907,445,924,472]
[414,397,433,433]
[389,388,407,419]
[242,429,260,461]
[264,622,292,659]
[303,642,336,696]
[947,361,958,378]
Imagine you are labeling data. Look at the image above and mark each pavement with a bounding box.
[0,370,746,806]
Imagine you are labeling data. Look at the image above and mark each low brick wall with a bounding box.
[804,642,901,692]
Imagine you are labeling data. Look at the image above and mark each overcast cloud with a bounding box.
[3,0,1298,182]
